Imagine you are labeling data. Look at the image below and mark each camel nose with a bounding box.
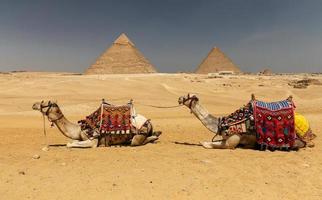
[178,97,183,104]
[32,103,40,110]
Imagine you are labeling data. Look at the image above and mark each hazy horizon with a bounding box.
[0,0,321,73]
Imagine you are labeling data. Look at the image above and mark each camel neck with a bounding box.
[190,102,219,133]
[53,116,82,140]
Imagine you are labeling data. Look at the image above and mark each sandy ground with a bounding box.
[0,72,321,200]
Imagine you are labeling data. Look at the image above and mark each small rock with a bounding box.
[201,160,211,164]
[19,171,25,175]
[302,163,310,168]
[42,146,49,151]
[32,154,40,159]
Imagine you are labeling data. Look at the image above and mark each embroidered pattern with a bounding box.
[252,100,296,149]
[78,103,134,145]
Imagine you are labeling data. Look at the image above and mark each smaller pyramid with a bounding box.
[85,33,157,74]
[195,47,240,74]
[259,68,273,75]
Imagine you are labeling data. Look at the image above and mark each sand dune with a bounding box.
[0,72,321,199]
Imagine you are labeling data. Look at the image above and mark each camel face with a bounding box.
[178,96,185,105]
[32,102,41,111]
[178,94,199,107]
[32,100,62,118]
[32,101,51,112]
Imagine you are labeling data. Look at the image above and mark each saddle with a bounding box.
[78,100,139,145]
[219,95,297,150]
[251,95,296,149]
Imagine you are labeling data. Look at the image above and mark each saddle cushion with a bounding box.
[100,104,132,133]
[252,100,296,148]
[78,103,132,138]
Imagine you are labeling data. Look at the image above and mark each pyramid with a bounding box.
[195,47,241,73]
[85,33,157,74]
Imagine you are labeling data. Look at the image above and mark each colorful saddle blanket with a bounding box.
[78,103,132,138]
[219,104,254,135]
[252,99,296,149]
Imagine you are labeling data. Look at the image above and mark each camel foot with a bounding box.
[200,141,214,149]
[144,135,159,144]
[66,139,98,148]
[152,131,162,137]
[66,142,73,148]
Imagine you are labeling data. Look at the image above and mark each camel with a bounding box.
[178,93,313,150]
[32,100,161,148]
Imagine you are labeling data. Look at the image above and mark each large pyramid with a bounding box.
[85,33,157,74]
[195,47,241,73]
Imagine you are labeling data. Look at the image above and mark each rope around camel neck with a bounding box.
[76,98,183,109]
[42,114,49,147]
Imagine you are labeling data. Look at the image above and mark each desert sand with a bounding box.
[0,72,321,200]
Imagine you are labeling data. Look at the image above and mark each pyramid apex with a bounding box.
[212,47,221,51]
[114,33,134,46]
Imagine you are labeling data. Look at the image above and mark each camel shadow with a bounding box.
[172,141,202,147]
[48,144,67,147]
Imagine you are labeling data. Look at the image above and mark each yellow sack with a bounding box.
[294,113,310,137]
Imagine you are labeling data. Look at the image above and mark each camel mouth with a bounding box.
[32,102,41,111]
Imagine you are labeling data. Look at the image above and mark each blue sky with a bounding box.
[0,0,321,73]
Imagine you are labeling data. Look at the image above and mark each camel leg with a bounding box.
[131,135,159,146]
[66,138,98,148]
[143,136,159,145]
[200,134,241,149]
[293,139,306,149]
[131,135,146,146]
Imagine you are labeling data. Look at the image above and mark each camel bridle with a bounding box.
[40,101,64,122]
[182,94,199,109]
[39,101,64,148]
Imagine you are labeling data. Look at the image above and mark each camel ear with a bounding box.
[287,95,293,101]
[188,93,190,98]
[251,94,256,101]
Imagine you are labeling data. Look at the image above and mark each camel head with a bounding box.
[32,100,64,121]
[178,93,199,108]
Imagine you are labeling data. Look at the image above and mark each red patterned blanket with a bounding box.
[252,99,296,149]
[78,103,132,137]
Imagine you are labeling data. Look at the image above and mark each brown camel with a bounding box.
[178,93,312,150]
[32,100,161,148]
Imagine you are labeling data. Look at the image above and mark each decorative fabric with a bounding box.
[227,122,247,135]
[78,103,133,139]
[131,114,148,130]
[252,99,296,149]
[219,104,254,135]
[100,104,132,133]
